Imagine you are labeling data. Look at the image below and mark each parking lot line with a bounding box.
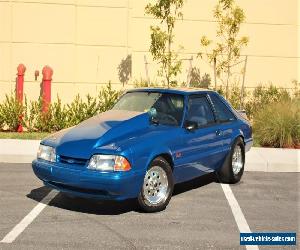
[221,184,259,250]
[0,190,58,244]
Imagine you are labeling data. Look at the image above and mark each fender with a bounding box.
[145,147,174,171]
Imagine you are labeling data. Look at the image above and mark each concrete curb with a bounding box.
[0,139,299,172]
[245,147,299,172]
[0,139,40,164]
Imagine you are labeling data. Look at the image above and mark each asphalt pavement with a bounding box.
[0,163,298,250]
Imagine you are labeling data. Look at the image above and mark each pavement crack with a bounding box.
[83,214,137,250]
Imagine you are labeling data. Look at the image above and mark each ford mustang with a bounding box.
[32,88,253,212]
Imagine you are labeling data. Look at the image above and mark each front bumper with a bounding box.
[32,159,145,200]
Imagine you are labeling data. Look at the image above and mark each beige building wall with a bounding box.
[0,0,299,103]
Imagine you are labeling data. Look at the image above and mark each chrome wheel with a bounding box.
[232,145,243,175]
[143,166,169,205]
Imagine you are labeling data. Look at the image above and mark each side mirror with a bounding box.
[184,120,198,131]
[148,108,159,125]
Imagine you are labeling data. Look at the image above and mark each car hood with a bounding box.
[43,110,148,159]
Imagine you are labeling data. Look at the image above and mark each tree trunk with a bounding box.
[213,57,217,90]
[225,48,232,99]
[225,65,230,99]
[167,26,172,88]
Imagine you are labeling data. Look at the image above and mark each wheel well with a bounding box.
[156,153,174,171]
[238,135,245,145]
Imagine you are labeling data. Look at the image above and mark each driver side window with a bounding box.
[186,96,215,127]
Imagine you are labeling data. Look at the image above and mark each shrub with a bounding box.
[23,98,42,132]
[35,109,54,133]
[51,97,68,131]
[0,106,4,130]
[245,85,291,119]
[133,79,160,88]
[26,97,69,132]
[0,93,24,131]
[291,80,300,98]
[216,84,246,110]
[24,98,56,133]
[189,71,211,88]
[253,99,300,148]
[98,82,122,112]
[66,95,99,127]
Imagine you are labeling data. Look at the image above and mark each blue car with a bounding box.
[32,88,253,212]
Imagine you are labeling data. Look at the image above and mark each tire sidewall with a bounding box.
[138,157,174,213]
[217,137,245,184]
[229,138,245,183]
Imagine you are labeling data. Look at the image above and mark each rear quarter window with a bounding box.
[209,94,236,122]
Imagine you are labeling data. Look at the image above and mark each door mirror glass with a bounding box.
[148,107,159,125]
[147,107,157,118]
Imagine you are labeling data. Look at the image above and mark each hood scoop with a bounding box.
[55,110,147,159]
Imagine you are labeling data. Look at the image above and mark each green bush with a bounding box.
[0,106,4,130]
[51,97,68,131]
[253,99,300,148]
[216,84,292,118]
[216,85,247,110]
[133,78,160,88]
[23,98,40,132]
[23,98,54,133]
[189,71,212,88]
[66,94,100,127]
[245,85,291,119]
[98,82,122,112]
[31,97,69,133]
[0,93,24,131]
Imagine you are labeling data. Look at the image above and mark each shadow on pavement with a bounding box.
[27,173,217,215]
[27,187,138,215]
[173,172,217,196]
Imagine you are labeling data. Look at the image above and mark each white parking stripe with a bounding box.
[221,184,259,250]
[1,190,58,244]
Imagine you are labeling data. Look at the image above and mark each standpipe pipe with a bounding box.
[41,65,53,113]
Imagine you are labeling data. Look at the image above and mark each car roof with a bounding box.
[126,87,216,96]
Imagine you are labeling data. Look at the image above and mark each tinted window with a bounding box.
[113,92,184,126]
[210,94,236,122]
[186,96,215,127]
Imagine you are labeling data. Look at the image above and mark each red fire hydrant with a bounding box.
[41,65,53,113]
[16,64,26,132]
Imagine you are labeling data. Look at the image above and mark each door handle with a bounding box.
[215,129,222,136]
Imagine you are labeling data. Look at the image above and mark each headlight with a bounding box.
[37,145,56,162]
[87,155,131,172]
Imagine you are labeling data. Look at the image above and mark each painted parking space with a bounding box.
[230,171,299,250]
[0,164,47,241]
[0,163,297,249]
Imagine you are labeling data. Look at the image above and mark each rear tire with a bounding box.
[138,157,174,213]
[217,137,245,184]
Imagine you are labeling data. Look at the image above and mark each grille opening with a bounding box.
[58,155,87,165]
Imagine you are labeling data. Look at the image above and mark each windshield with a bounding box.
[113,91,184,126]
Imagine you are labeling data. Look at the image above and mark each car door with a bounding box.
[173,94,226,183]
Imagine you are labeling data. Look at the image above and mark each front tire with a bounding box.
[138,157,174,212]
[217,137,245,184]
